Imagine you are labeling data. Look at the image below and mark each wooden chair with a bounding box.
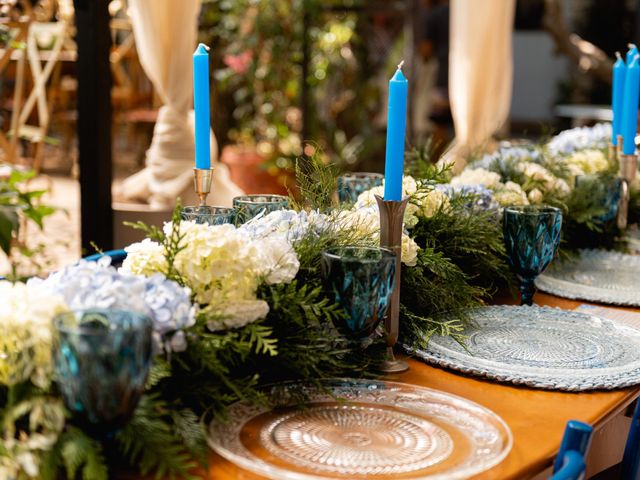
[9,19,68,171]
[551,420,593,480]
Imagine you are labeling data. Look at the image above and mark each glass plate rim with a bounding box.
[207,378,513,480]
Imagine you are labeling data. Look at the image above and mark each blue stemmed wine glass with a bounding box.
[321,246,396,340]
[233,194,289,224]
[337,172,384,204]
[181,205,236,225]
[503,205,563,306]
[53,309,153,435]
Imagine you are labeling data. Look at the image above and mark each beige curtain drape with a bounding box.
[119,0,242,209]
[443,0,516,172]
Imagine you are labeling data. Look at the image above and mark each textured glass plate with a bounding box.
[405,305,640,391]
[535,249,640,306]
[207,378,512,479]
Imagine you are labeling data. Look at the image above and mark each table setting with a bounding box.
[4,43,640,480]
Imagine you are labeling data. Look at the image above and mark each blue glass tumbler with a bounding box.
[503,205,563,306]
[233,194,289,224]
[337,172,384,204]
[53,309,153,433]
[321,247,396,339]
[181,205,236,225]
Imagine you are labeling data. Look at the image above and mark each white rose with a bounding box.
[401,235,419,267]
[527,188,544,204]
[416,189,451,218]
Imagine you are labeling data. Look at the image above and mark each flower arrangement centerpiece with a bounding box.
[0,150,516,478]
[449,123,624,250]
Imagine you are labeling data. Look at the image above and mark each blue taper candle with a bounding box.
[193,43,211,170]
[383,61,409,201]
[612,52,626,146]
[621,55,640,155]
[627,44,639,64]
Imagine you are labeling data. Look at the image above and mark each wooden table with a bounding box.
[204,293,640,479]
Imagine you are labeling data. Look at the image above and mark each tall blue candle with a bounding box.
[612,52,626,146]
[621,55,640,155]
[193,43,211,170]
[383,62,409,201]
[627,44,639,64]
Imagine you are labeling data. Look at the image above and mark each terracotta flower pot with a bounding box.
[220,145,293,195]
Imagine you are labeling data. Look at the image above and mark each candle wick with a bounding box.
[397,60,405,70]
[629,43,637,50]
[616,51,622,60]
[199,42,211,52]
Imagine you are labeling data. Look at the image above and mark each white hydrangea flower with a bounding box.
[450,168,502,189]
[122,238,166,275]
[258,233,300,285]
[206,299,270,331]
[125,220,300,331]
[0,282,67,388]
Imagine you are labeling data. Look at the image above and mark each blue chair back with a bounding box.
[551,420,593,480]
[622,400,640,480]
[552,450,587,480]
[83,249,128,267]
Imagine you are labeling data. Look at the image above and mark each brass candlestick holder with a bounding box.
[193,168,213,206]
[618,153,638,230]
[375,195,409,374]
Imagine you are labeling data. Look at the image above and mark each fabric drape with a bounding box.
[444,0,516,172]
[119,0,242,208]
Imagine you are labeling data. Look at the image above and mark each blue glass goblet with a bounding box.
[337,172,384,204]
[321,246,396,340]
[503,205,563,306]
[575,175,621,225]
[233,194,289,224]
[53,309,153,434]
[181,205,235,225]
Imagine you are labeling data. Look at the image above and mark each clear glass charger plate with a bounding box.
[535,249,640,306]
[404,305,640,391]
[207,378,512,479]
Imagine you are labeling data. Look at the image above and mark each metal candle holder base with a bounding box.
[375,195,409,374]
[618,154,638,230]
[194,168,213,206]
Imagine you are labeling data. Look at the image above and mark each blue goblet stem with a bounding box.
[519,276,536,306]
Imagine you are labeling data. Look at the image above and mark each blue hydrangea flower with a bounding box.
[30,258,196,354]
[547,123,611,156]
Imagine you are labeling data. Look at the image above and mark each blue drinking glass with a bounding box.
[53,309,153,433]
[337,172,384,204]
[575,175,621,225]
[181,205,235,225]
[503,205,563,306]
[321,247,396,339]
[233,194,289,224]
